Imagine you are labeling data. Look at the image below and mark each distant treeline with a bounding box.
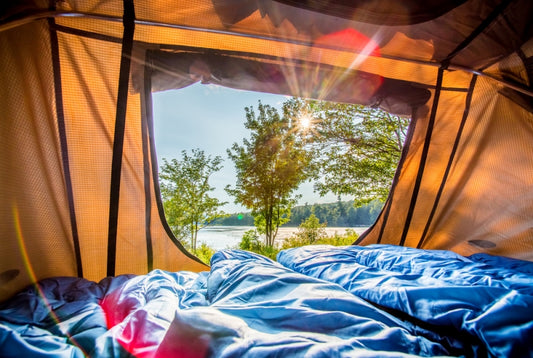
[214,200,383,227]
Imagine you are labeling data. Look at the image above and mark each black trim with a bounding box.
[417,74,478,248]
[51,22,123,44]
[141,61,154,272]
[107,0,135,277]
[423,85,468,93]
[49,18,84,277]
[517,49,533,86]
[399,68,444,247]
[441,0,513,68]
[354,105,419,246]
[144,51,208,267]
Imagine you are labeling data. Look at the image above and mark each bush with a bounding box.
[194,242,216,265]
[280,235,308,250]
[239,229,262,251]
[240,224,359,260]
[238,229,279,260]
[281,229,359,250]
[314,229,358,246]
[293,213,327,245]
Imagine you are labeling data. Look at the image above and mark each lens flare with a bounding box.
[12,204,38,284]
[275,27,383,106]
[12,204,87,355]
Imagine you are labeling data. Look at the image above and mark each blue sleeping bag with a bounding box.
[277,244,533,357]
[0,249,455,357]
[2,245,531,357]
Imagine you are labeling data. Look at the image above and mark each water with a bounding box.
[196,226,369,250]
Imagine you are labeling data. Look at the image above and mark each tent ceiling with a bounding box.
[213,0,468,27]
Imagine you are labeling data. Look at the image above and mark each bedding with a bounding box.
[278,245,533,357]
[0,245,531,357]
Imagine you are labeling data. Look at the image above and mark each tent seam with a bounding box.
[417,74,478,249]
[141,62,154,272]
[48,17,83,278]
[399,68,444,247]
[107,0,136,277]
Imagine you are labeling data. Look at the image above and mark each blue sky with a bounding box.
[152,83,339,213]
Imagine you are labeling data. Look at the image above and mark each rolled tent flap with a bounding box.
[144,50,431,116]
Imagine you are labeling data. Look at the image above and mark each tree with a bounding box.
[286,98,409,207]
[160,149,227,252]
[226,101,311,247]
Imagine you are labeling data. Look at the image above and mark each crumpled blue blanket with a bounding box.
[278,244,533,358]
[1,245,531,357]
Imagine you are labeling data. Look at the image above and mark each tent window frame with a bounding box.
[142,51,210,267]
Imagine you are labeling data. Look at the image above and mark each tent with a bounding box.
[1,1,533,355]
[2,0,533,298]
[0,0,533,357]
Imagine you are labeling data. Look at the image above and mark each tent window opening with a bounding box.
[145,51,423,255]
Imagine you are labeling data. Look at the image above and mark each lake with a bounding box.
[197,226,370,250]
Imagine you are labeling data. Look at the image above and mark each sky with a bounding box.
[152,83,340,213]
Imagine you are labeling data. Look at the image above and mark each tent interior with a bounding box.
[1,0,533,356]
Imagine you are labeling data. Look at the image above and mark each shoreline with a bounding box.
[197,226,369,250]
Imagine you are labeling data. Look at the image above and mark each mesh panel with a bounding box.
[58,31,120,280]
[363,75,533,260]
[0,21,77,301]
[56,24,207,280]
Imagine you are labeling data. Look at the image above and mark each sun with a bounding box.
[297,113,313,131]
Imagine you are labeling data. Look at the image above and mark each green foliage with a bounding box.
[213,212,254,225]
[279,235,308,250]
[160,149,228,251]
[253,202,293,239]
[238,229,279,260]
[293,212,327,244]
[238,214,360,259]
[285,98,409,207]
[314,229,359,246]
[281,226,359,251]
[194,243,216,265]
[218,199,383,227]
[239,229,262,251]
[295,199,382,227]
[226,101,312,247]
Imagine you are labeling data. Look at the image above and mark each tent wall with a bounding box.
[0,13,207,302]
[359,72,533,260]
[0,20,80,300]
